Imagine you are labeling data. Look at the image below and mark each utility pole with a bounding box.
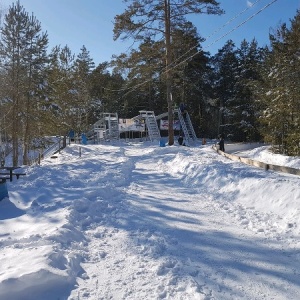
[164,0,174,145]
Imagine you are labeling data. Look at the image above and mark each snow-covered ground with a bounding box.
[1,141,300,299]
[227,142,300,169]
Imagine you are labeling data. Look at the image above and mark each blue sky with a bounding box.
[1,0,299,65]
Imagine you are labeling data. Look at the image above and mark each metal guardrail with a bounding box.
[42,139,63,159]
[0,137,69,166]
[29,137,68,165]
[212,145,300,176]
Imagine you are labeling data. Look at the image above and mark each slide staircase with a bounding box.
[87,112,119,142]
[139,111,161,142]
[175,109,197,145]
[106,113,119,140]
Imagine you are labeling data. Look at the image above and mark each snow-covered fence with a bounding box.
[212,145,300,176]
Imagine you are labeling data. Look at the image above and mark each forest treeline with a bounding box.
[0,1,299,166]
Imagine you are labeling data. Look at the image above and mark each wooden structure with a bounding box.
[0,167,26,201]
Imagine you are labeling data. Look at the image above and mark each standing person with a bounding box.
[218,135,225,152]
[179,103,187,116]
[178,135,183,145]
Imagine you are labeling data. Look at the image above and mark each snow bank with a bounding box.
[0,142,299,299]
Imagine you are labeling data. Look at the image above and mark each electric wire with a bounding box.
[0,0,281,119]
[111,0,265,93]
[164,0,264,71]
[107,0,279,97]
[103,0,265,93]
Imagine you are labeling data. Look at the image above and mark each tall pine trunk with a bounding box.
[164,0,174,145]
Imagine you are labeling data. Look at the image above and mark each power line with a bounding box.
[105,0,278,96]
[168,0,265,69]
[169,0,279,76]
[0,0,280,108]
[104,0,265,94]
[105,0,279,96]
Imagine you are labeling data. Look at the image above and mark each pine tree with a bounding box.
[0,1,48,165]
[22,14,48,164]
[73,45,95,132]
[45,45,76,137]
[234,39,263,141]
[113,0,224,145]
[112,37,165,116]
[170,22,213,137]
[89,63,126,122]
[261,10,300,155]
[211,40,239,139]
[89,62,112,120]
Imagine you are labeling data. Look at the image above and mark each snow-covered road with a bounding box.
[1,142,300,299]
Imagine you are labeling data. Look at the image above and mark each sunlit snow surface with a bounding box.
[1,141,300,299]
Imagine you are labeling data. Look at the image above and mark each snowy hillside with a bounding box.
[1,141,300,299]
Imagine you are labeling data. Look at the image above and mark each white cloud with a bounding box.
[247,0,254,7]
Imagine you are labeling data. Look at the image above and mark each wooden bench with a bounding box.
[0,167,26,182]
[15,173,26,179]
[0,167,26,201]
[0,172,26,181]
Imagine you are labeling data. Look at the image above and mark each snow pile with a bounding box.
[234,144,300,169]
[1,142,300,299]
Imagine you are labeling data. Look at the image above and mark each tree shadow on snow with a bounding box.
[0,197,25,220]
[104,160,300,299]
